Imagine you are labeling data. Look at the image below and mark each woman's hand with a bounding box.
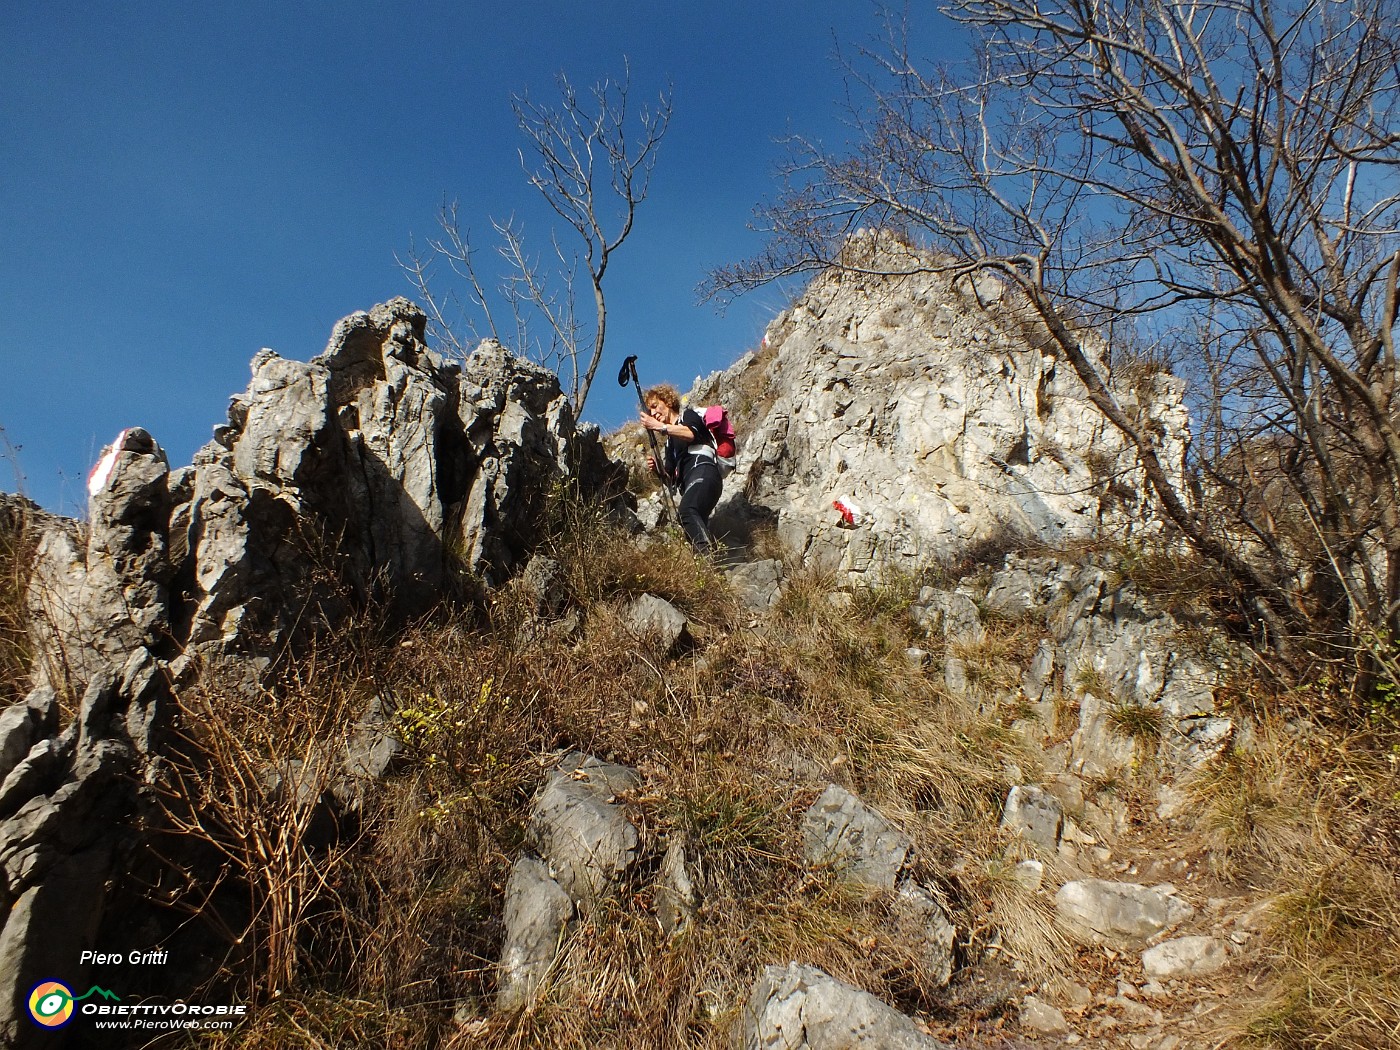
[645,455,658,474]
[639,412,666,433]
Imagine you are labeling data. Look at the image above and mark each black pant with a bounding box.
[677,461,722,553]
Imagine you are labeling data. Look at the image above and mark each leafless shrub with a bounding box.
[401,64,671,415]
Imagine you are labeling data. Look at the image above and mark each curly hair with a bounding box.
[643,384,681,413]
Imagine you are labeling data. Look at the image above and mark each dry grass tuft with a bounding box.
[1181,709,1400,1048]
[1232,852,1400,1050]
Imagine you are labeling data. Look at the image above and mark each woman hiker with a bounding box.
[640,383,721,554]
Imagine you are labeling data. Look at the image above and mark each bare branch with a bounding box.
[400,63,671,415]
[710,0,1400,683]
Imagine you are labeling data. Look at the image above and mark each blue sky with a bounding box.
[2,1,957,514]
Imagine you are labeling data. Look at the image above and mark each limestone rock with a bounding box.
[496,753,641,1012]
[28,427,171,697]
[1055,880,1195,948]
[802,784,911,892]
[726,558,783,610]
[495,855,575,1013]
[7,299,627,1036]
[333,694,405,813]
[656,838,700,937]
[0,691,56,786]
[892,882,957,988]
[695,236,1189,576]
[527,753,640,905]
[171,299,623,655]
[0,846,113,1049]
[1021,995,1071,1035]
[516,554,569,619]
[912,589,982,643]
[1001,785,1064,851]
[737,962,950,1049]
[1142,936,1229,978]
[623,593,691,655]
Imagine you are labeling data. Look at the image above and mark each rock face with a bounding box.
[167,300,619,655]
[990,554,1233,780]
[695,235,1189,571]
[7,299,623,1044]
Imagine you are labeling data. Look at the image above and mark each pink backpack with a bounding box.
[702,405,737,473]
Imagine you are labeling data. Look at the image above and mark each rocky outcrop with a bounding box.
[2,432,180,1046]
[986,554,1234,783]
[694,235,1189,572]
[167,300,619,656]
[27,428,172,701]
[6,299,623,1045]
[0,451,174,1048]
[28,299,620,691]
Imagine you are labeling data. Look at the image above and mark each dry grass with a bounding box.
[166,505,1088,1048]
[1179,705,1400,1048]
[0,496,37,703]
[1240,856,1400,1050]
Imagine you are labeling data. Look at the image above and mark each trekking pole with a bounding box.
[618,355,678,519]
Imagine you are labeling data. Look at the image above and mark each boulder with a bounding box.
[892,882,957,989]
[1021,995,1071,1035]
[736,962,950,1049]
[623,593,691,655]
[1055,880,1195,948]
[495,855,576,1013]
[526,753,640,905]
[1001,785,1064,851]
[801,784,911,892]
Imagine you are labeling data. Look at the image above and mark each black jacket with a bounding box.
[661,407,716,485]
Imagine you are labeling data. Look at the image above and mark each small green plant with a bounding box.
[670,781,782,858]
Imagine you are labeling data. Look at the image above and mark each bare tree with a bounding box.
[709,0,1400,683]
[403,65,671,415]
